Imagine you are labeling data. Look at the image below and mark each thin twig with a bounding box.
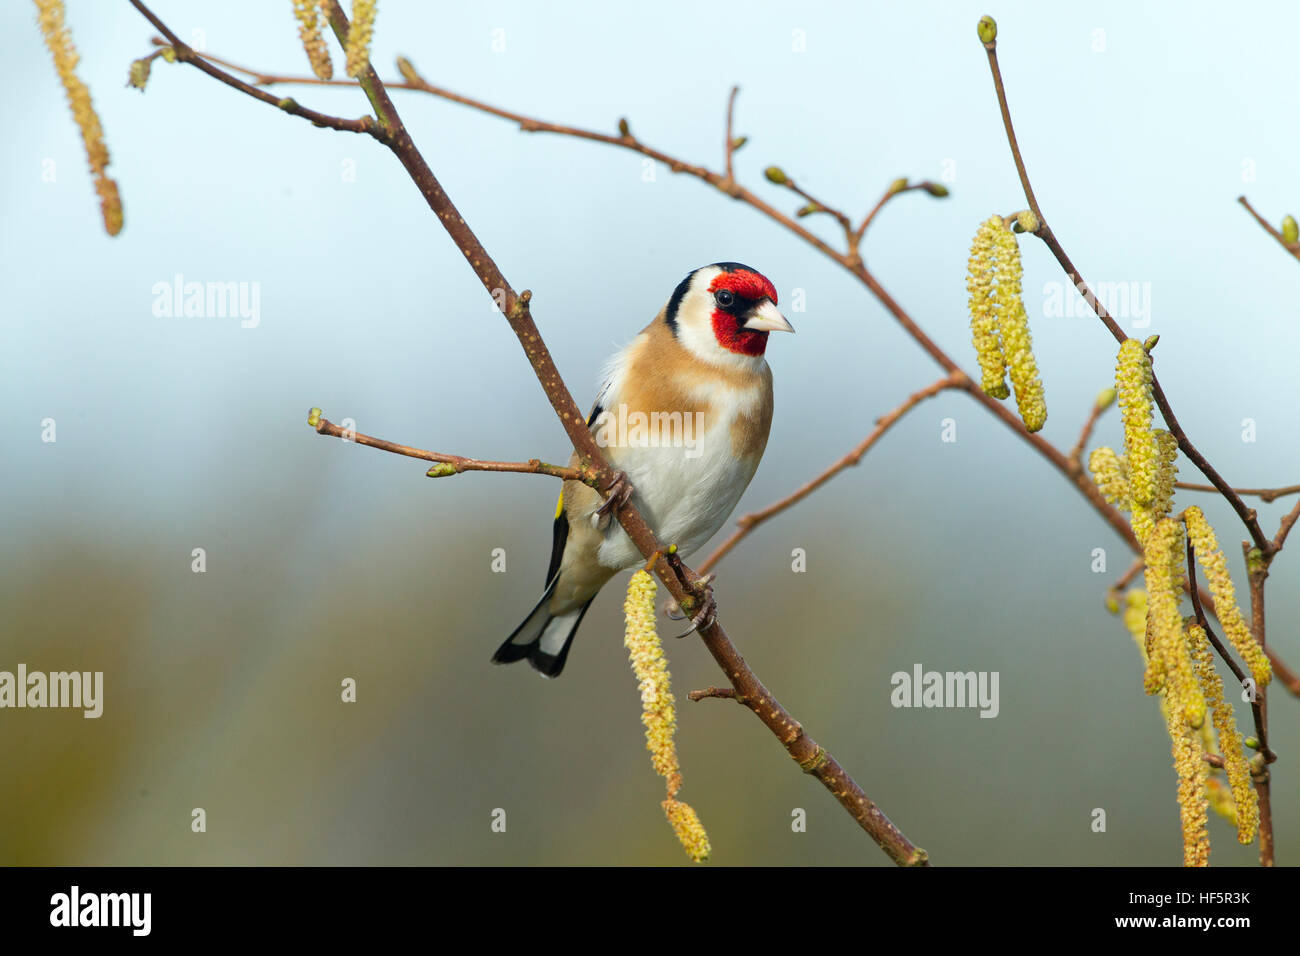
[981,34,1270,557]
[1238,196,1300,264]
[129,8,378,136]
[723,85,739,184]
[1068,394,1113,468]
[191,50,1142,554]
[310,413,594,482]
[689,687,739,702]
[1267,649,1300,696]
[855,181,939,244]
[1107,556,1146,598]
[1176,481,1300,504]
[698,372,964,575]
[1273,497,1300,552]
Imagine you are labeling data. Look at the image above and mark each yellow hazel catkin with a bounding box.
[345,0,377,78]
[991,224,1047,431]
[1183,507,1271,691]
[623,571,710,862]
[292,0,333,80]
[966,217,1010,400]
[34,0,122,236]
[1186,623,1257,843]
[1116,339,1157,507]
[1088,446,1129,509]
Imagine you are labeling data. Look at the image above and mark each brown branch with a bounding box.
[1106,556,1146,602]
[200,52,1144,558]
[689,686,739,702]
[190,50,1141,552]
[1186,542,1250,697]
[309,412,594,482]
[1238,196,1300,264]
[129,1,929,867]
[1068,391,1114,467]
[983,25,1289,862]
[1267,649,1300,696]
[128,6,377,136]
[980,31,1270,558]
[763,166,857,256]
[1176,481,1300,504]
[1187,536,1275,864]
[1274,496,1300,552]
[723,85,739,183]
[698,372,964,576]
[1240,540,1274,866]
[143,17,1299,864]
[855,180,944,244]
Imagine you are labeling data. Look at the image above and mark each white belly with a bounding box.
[592,399,760,570]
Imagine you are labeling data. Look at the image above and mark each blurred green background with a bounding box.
[2,0,1297,865]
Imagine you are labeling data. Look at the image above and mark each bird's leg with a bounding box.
[662,549,716,638]
[593,470,634,530]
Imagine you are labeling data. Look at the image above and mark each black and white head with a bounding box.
[664,262,793,368]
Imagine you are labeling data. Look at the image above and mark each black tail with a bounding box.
[492,579,595,678]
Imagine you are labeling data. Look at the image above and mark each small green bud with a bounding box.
[617,117,631,138]
[159,45,177,63]
[1244,736,1260,750]
[1104,594,1120,615]
[977,15,997,44]
[1282,214,1299,244]
[127,57,152,91]
[921,181,949,197]
[764,165,788,185]
[307,407,322,427]
[1095,387,1117,411]
[1143,334,1160,352]
[730,135,748,151]
[396,56,419,85]
[796,202,820,218]
[887,177,909,196]
[426,463,458,478]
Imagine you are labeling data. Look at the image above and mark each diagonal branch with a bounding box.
[698,372,965,576]
[183,48,1146,557]
[1238,196,1300,264]
[1186,534,1276,866]
[1068,390,1115,468]
[128,5,376,135]
[979,29,1269,557]
[129,0,929,866]
[191,38,1300,707]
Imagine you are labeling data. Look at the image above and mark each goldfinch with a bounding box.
[494,262,793,676]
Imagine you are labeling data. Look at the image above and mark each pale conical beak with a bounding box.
[743,299,795,333]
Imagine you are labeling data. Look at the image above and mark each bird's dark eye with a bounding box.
[714,290,735,309]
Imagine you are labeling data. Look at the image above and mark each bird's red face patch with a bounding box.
[708,269,778,356]
[710,269,778,306]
